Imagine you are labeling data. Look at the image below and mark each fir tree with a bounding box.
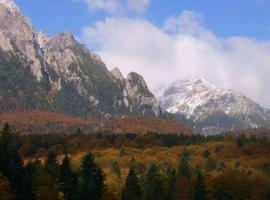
[0,173,14,200]
[77,153,105,200]
[0,123,24,200]
[121,167,142,200]
[0,123,11,176]
[193,171,208,200]
[58,155,77,200]
[144,165,166,200]
[178,148,191,178]
[32,164,59,200]
[167,169,177,200]
[44,151,59,181]
[21,162,36,200]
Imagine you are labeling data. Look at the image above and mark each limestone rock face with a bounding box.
[0,0,162,117]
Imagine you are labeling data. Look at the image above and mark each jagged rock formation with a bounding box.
[154,77,270,132]
[0,0,162,117]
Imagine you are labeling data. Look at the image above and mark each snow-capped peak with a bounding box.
[155,77,270,131]
[0,0,20,14]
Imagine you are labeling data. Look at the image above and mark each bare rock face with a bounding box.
[0,0,162,117]
[111,68,125,81]
[0,0,43,80]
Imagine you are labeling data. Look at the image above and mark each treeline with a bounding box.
[13,129,224,158]
[2,123,270,200]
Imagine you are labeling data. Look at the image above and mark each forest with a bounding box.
[1,123,270,200]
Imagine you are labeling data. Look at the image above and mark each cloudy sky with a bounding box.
[17,0,270,108]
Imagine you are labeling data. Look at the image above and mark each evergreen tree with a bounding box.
[205,157,216,172]
[167,169,177,200]
[178,149,191,178]
[121,167,142,200]
[44,151,59,181]
[77,153,105,200]
[32,165,59,200]
[193,171,208,200]
[0,123,11,177]
[144,165,166,200]
[0,123,24,200]
[59,155,77,200]
[21,162,36,200]
[0,173,14,200]
[202,150,210,158]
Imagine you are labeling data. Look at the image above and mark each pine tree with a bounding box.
[21,162,36,200]
[178,149,191,178]
[144,165,166,200]
[58,155,77,200]
[44,151,59,181]
[0,123,11,176]
[167,169,177,200]
[121,167,141,200]
[0,173,14,200]
[32,164,59,200]
[193,171,208,200]
[0,123,24,200]
[77,153,105,200]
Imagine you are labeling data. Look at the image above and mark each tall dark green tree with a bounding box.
[77,153,105,200]
[0,123,24,200]
[121,167,142,200]
[178,148,191,178]
[0,123,12,176]
[44,151,59,181]
[32,162,59,200]
[58,155,77,200]
[167,168,177,200]
[21,162,36,200]
[144,165,166,200]
[193,171,208,200]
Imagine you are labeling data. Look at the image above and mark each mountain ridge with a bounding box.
[154,77,270,132]
[0,0,162,117]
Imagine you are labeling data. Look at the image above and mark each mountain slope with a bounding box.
[0,111,191,135]
[0,0,161,117]
[154,77,270,132]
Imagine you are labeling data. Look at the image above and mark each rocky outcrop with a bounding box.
[0,0,162,117]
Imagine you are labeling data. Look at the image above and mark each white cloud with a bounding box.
[77,0,150,13]
[127,0,150,13]
[81,11,270,109]
[76,0,120,13]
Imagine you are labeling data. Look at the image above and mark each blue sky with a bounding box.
[17,0,270,39]
[14,0,270,108]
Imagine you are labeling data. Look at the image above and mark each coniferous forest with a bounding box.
[1,123,270,200]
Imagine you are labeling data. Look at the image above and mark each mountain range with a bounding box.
[1,0,270,134]
[0,0,161,117]
[153,77,270,133]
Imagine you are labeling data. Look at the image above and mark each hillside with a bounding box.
[0,111,191,135]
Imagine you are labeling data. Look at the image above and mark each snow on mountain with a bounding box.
[153,77,270,131]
